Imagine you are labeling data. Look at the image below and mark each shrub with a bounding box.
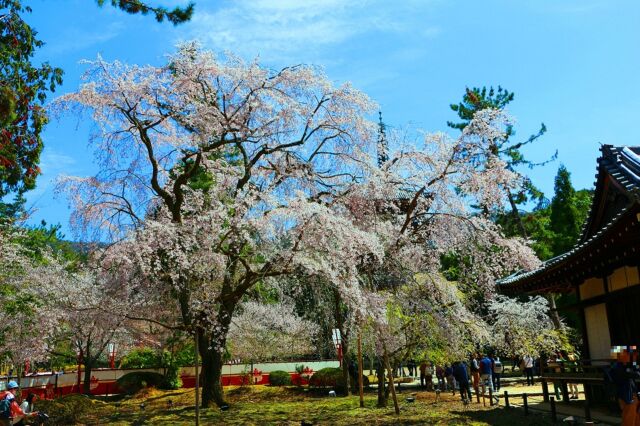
[269,370,291,386]
[159,350,182,390]
[161,364,182,390]
[36,394,95,425]
[116,371,165,394]
[350,374,370,389]
[309,367,344,392]
[119,348,160,369]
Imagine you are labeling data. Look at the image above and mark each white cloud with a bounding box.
[186,0,439,63]
[47,21,125,55]
[27,149,76,199]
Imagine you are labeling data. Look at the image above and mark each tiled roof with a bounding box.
[497,145,640,290]
[497,205,632,286]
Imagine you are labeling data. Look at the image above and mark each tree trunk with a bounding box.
[340,337,351,396]
[334,290,350,396]
[199,301,235,408]
[546,294,563,330]
[357,333,364,408]
[199,335,226,407]
[83,360,93,395]
[507,190,528,238]
[506,189,564,330]
[376,357,387,407]
[384,352,400,415]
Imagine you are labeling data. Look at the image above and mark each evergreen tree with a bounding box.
[549,165,583,256]
[449,86,554,237]
[0,1,194,220]
[96,0,194,25]
[0,1,63,213]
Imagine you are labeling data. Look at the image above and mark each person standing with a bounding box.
[425,362,434,391]
[453,361,472,403]
[408,359,417,377]
[479,354,494,396]
[445,364,456,394]
[523,354,535,386]
[567,353,579,399]
[611,355,640,426]
[492,356,503,392]
[470,354,481,403]
[419,361,427,389]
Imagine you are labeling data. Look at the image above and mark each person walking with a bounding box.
[523,354,535,386]
[492,356,503,392]
[436,364,445,391]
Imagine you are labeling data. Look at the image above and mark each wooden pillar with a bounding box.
[194,329,200,426]
[357,332,364,408]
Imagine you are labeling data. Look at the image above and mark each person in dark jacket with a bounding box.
[445,364,455,394]
[611,357,640,426]
[453,361,472,403]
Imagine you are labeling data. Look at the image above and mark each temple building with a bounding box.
[499,144,640,362]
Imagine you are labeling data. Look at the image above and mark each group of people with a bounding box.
[414,353,504,404]
[0,381,39,426]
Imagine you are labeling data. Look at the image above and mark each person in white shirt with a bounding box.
[14,392,35,426]
[523,354,534,386]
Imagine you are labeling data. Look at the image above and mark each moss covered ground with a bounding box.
[35,385,555,425]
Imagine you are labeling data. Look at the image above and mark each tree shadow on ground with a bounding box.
[451,407,554,426]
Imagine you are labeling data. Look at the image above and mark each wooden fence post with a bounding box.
[503,390,509,408]
[584,387,592,423]
[489,387,494,406]
[550,396,557,423]
[542,380,549,402]
[523,393,529,416]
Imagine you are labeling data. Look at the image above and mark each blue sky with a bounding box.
[21,0,640,237]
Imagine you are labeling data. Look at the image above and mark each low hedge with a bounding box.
[269,370,291,386]
[350,374,370,389]
[36,394,95,425]
[309,367,344,391]
[116,371,165,394]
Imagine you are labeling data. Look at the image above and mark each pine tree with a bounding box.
[448,86,554,237]
[96,0,195,25]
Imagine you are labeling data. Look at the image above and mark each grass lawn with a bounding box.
[37,385,556,425]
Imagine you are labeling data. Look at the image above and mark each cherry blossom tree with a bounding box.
[55,43,381,407]
[487,295,563,358]
[36,264,134,394]
[334,110,541,408]
[0,228,58,376]
[227,300,318,362]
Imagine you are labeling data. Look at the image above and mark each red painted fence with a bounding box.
[3,360,339,398]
